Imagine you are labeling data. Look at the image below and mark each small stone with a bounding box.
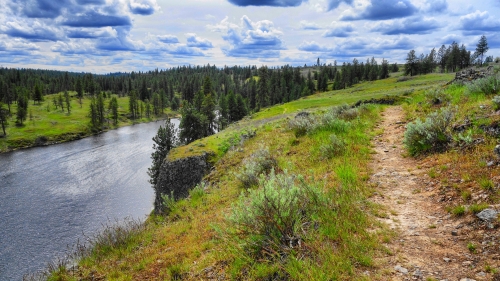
[476,272,486,277]
[495,145,500,158]
[443,257,451,262]
[460,278,476,281]
[476,209,498,222]
[451,230,459,236]
[487,161,495,167]
[413,269,423,278]
[395,265,408,274]
[462,261,472,266]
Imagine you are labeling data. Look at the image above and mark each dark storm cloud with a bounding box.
[371,18,441,35]
[341,0,418,21]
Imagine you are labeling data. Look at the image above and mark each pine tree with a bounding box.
[0,102,8,136]
[33,83,43,105]
[148,118,178,187]
[405,50,418,76]
[75,78,83,108]
[64,91,71,113]
[109,96,119,125]
[476,35,489,66]
[16,89,28,125]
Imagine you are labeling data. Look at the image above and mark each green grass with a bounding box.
[0,92,176,152]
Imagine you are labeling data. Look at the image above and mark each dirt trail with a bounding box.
[369,106,491,281]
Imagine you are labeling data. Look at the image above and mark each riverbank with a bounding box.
[0,92,179,153]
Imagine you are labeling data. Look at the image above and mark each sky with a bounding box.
[0,0,499,73]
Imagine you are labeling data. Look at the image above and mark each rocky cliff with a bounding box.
[154,152,212,212]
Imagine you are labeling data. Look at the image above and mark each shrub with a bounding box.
[424,88,451,105]
[320,134,346,159]
[492,95,500,110]
[228,170,325,260]
[469,203,489,214]
[466,74,500,96]
[235,147,278,188]
[288,114,316,137]
[451,205,466,216]
[404,106,455,156]
[161,191,177,214]
[189,182,206,201]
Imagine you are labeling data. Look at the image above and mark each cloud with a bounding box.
[326,0,353,11]
[157,34,179,44]
[75,0,106,4]
[212,16,285,59]
[440,34,461,45]
[61,10,132,27]
[18,0,71,18]
[227,0,304,7]
[186,33,213,49]
[341,0,417,21]
[129,0,160,15]
[1,20,61,41]
[66,27,117,38]
[298,41,333,52]
[371,17,441,35]
[459,10,500,35]
[298,37,413,59]
[322,23,354,37]
[51,40,97,55]
[95,28,145,51]
[423,0,447,14]
[300,20,322,30]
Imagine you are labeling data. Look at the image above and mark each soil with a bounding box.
[369,106,500,281]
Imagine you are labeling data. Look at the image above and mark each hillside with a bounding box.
[42,70,500,280]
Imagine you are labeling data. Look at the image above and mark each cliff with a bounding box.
[153,152,213,212]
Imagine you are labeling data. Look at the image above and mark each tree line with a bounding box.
[0,57,395,138]
[404,35,492,76]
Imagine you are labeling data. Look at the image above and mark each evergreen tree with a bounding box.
[75,78,83,108]
[379,59,390,79]
[109,96,119,125]
[58,93,64,111]
[201,93,216,136]
[476,35,489,65]
[16,89,28,125]
[33,83,43,105]
[218,93,229,130]
[405,50,418,76]
[0,102,8,136]
[148,118,178,187]
[179,101,205,144]
[129,90,138,119]
[64,90,71,113]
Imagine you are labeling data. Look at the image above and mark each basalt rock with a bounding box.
[154,152,213,212]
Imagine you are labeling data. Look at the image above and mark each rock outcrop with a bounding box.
[154,152,213,212]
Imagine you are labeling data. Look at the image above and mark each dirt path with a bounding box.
[369,106,491,281]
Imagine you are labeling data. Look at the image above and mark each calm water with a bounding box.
[0,119,179,280]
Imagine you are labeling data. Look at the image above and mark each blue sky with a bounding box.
[0,0,499,73]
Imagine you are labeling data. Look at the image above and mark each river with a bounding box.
[0,119,179,280]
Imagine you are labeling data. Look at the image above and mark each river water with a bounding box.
[0,119,179,280]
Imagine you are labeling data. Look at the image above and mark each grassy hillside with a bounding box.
[0,92,175,152]
[46,72,458,280]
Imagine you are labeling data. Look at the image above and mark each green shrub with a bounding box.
[235,147,278,188]
[320,134,346,159]
[451,205,466,216]
[424,88,451,105]
[228,170,325,260]
[161,191,177,214]
[404,107,455,156]
[466,74,500,96]
[469,203,489,214]
[189,182,206,201]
